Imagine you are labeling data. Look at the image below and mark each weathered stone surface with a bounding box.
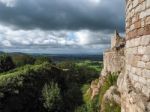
[135,67,142,76]
[140,35,150,46]
[146,0,150,8]
[103,86,121,105]
[140,11,146,19]
[132,74,139,81]
[142,55,150,62]
[137,61,146,68]
[138,46,146,54]
[142,86,150,97]
[145,16,150,25]
[142,69,150,78]
[127,47,138,54]
[138,76,147,85]
[146,62,150,69]
[144,45,150,54]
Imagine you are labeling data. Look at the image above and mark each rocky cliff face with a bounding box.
[90,0,150,111]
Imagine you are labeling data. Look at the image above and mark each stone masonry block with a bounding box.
[140,11,146,19]
[139,76,147,85]
[142,55,150,62]
[144,24,150,35]
[138,46,146,54]
[144,45,150,55]
[127,47,138,54]
[140,35,150,46]
[134,37,141,46]
[135,67,142,76]
[132,73,139,82]
[142,85,150,98]
[146,0,150,8]
[142,69,150,78]
[145,16,150,25]
[146,62,150,69]
[133,0,139,8]
[137,61,146,68]
[146,8,150,17]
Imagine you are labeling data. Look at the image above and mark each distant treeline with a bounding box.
[0,52,103,62]
[32,54,103,62]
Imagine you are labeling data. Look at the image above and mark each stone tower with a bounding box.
[118,0,150,111]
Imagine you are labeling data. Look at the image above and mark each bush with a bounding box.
[35,56,52,65]
[0,54,15,73]
[42,82,62,112]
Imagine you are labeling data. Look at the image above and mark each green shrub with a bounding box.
[42,82,62,112]
[35,56,52,64]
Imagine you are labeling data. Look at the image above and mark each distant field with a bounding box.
[76,60,103,72]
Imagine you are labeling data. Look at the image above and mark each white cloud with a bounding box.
[0,25,113,54]
[2,40,12,47]
[0,0,17,7]
[88,0,101,4]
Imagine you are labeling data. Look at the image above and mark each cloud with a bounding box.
[0,25,113,54]
[0,0,125,32]
[0,0,16,7]
[0,0,125,54]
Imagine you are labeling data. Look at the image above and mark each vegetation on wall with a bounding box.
[76,73,121,112]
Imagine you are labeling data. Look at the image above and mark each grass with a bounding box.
[83,86,92,103]
[99,73,118,104]
[104,100,121,112]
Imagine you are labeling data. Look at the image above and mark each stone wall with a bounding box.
[101,31,125,76]
[117,0,150,111]
[102,50,124,76]
[125,0,150,99]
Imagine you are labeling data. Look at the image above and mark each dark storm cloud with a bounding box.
[0,0,125,32]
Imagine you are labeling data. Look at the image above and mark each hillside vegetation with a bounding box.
[0,54,102,112]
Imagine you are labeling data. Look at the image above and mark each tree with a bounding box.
[0,54,15,72]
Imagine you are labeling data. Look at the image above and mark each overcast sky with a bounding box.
[0,0,125,54]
